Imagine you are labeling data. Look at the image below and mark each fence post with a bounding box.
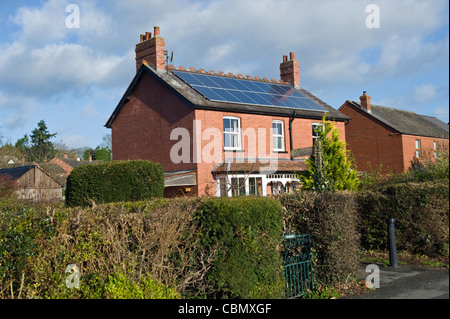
[386,218,398,268]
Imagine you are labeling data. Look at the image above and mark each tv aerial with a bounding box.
[165,50,174,72]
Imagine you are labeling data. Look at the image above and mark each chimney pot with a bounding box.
[140,34,145,42]
[283,55,288,62]
[289,52,295,60]
[154,26,160,36]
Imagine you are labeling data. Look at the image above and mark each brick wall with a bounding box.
[339,101,404,173]
[111,71,196,174]
[401,134,448,171]
[194,109,346,196]
[339,101,448,174]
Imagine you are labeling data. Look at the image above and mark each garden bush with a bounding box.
[278,191,360,287]
[65,160,164,207]
[192,196,285,299]
[357,179,449,257]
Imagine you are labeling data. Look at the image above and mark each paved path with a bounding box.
[344,264,449,299]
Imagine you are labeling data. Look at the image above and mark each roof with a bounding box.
[0,164,63,187]
[105,64,350,128]
[345,101,449,139]
[0,165,35,180]
[59,157,103,169]
[212,160,308,174]
[164,171,197,187]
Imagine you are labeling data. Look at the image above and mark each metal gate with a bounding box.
[281,233,314,298]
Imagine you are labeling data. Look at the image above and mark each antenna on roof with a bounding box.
[165,50,174,73]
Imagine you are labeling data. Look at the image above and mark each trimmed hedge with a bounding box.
[1,180,447,299]
[0,197,285,299]
[65,160,164,207]
[357,180,449,257]
[193,196,285,299]
[279,192,360,287]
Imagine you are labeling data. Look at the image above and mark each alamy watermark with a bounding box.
[365,264,380,289]
[65,4,80,29]
[170,120,279,173]
[366,4,380,29]
[65,264,80,289]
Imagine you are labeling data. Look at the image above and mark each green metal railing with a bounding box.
[282,233,314,298]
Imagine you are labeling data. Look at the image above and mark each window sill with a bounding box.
[224,149,245,152]
[273,150,288,154]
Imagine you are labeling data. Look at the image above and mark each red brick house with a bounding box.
[49,153,102,181]
[105,27,350,197]
[339,92,449,174]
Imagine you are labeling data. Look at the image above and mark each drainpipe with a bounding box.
[289,110,296,160]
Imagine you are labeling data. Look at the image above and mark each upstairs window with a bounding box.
[312,123,325,139]
[415,139,421,158]
[223,117,241,150]
[272,120,285,151]
[434,141,439,159]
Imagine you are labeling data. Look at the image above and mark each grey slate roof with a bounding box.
[105,64,349,128]
[0,165,35,180]
[347,101,449,139]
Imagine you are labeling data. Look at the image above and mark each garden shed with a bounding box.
[0,164,63,201]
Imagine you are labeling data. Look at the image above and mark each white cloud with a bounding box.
[11,0,70,46]
[1,0,448,148]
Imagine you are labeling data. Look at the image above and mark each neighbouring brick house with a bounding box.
[105,27,350,197]
[339,92,449,174]
[49,154,102,178]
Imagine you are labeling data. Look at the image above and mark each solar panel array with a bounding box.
[173,70,326,111]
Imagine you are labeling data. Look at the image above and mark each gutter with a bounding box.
[289,110,296,160]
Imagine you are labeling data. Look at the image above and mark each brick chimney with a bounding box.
[280,52,300,88]
[135,26,166,72]
[359,91,371,113]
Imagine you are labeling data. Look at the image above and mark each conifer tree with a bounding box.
[299,114,360,192]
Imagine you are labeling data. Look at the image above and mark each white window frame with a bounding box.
[312,122,325,139]
[223,116,242,151]
[415,139,421,158]
[272,120,285,152]
[434,141,439,159]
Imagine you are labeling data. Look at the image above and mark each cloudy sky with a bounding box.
[0,0,448,149]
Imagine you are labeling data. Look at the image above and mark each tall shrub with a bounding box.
[299,115,360,191]
[65,160,164,207]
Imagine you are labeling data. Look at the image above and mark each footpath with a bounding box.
[344,263,449,299]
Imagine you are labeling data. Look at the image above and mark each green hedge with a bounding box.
[192,196,285,299]
[0,197,285,299]
[65,160,164,207]
[357,180,449,257]
[279,192,360,287]
[1,180,447,299]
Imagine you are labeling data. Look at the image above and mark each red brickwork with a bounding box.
[339,101,447,173]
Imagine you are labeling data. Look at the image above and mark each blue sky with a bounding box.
[0,0,448,149]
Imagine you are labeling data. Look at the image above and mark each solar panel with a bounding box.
[173,70,326,112]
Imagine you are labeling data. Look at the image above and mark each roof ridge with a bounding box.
[167,64,287,85]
